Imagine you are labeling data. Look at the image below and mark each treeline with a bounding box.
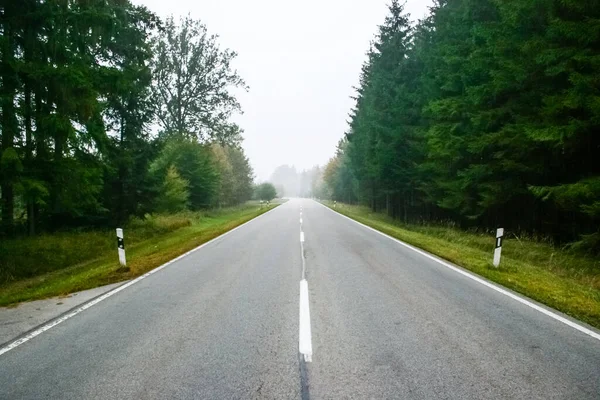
[322,0,600,251]
[0,2,254,237]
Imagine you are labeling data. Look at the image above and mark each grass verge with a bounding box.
[323,202,600,329]
[0,203,278,306]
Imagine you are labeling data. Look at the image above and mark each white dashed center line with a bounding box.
[299,279,313,362]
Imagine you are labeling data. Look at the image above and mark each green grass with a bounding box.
[0,203,277,306]
[324,202,600,329]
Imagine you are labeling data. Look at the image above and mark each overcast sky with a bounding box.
[133,0,433,181]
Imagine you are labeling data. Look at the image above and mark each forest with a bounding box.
[0,1,254,238]
[319,0,600,253]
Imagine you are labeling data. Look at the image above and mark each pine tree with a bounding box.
[150,138,220,210]
[155,165,189,213]
[347,0,422,218]
[330,0,600,249]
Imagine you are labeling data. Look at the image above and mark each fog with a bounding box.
[269,165,323,198]
[133,0,433,181]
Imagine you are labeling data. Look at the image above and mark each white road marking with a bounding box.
[299,279,313,362]
[0,206,282,357]
[300,232,307,280]
[300,218,303,224]
[300,231,305,243]
[318,201,600,342]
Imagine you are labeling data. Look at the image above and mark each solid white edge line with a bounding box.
[315,201,600,342]
[299,279,313,362]
[300,231,305,243]
[0,205,281,357]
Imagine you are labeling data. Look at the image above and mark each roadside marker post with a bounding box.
[493,228,504,267]
[334,201,337,209]
[116,228,126,266]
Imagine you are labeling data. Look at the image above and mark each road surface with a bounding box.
[1,199,599,399]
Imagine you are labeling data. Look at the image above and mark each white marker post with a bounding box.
[334,200,337,209]
[116,228,126,266]
[493,228,504,267]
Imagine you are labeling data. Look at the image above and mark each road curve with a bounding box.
[0,198,599,399]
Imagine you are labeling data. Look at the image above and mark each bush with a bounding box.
[254,182,277,201]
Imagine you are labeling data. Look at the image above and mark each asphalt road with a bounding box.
[1,199,599,399]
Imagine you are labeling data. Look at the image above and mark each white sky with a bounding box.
[133,0,433,181]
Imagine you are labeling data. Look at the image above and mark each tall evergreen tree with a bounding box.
[328,0,600,250]
[150,138,220,209]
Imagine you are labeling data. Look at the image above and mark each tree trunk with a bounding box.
[23,20,36,235]
[1,184,14,234]
[116,115,126,223]
[35,88,47,159]
[1,17,18,235]
[25,83,35,235]
[32,88,45,233]
[371,185,376,212]
[51,119,65,219]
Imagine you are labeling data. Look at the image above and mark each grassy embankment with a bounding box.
[323,202,600,329]
[0,202,278,306]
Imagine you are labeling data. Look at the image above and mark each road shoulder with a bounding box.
[0,282,125,346]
